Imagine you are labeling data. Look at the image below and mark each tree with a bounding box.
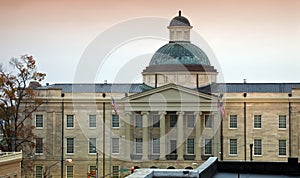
[0,55,46,152]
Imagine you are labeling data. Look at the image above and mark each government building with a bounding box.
[28,11,300,177]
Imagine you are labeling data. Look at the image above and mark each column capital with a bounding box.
[176,111,185,116]
[158,111,167,116]
[141,111,149,116]
[194,111,202,116]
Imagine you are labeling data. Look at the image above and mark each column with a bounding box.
[124,112,132,161]
[213,111,220,157]
[141,111,149,160]
[177,111,184,160]
[195,112,202,160]
[159,111,166,160]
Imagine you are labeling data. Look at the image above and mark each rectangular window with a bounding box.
[135,138,143,154]
[112,115,120,128]
[35,115,43,128]
[205,115,213,128]
[35,138,43,154]
[89,166,96,173]
[66,166,74,178]
[229,115,237,128]
[152,115,160,128]
[67,115,74,128]
[229,139,237,155]
[187,115,195,128]
[204,139,213,155]
[279,140,286,156]
[67,138,74,154]
[254,139,262,156]
[152,138,160,154]
[279,115,286,129]
[170,114,177,127]
[170,140,177,154]
[89,115,96,128]
[187,138,195,154]
[135,115,142,128]
[254,115,262,128]
[35,166,43,178]
[112,165,119,178]
[89,138,96,154]
[112,138,119,154]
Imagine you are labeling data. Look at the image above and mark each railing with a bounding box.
[0,151,22,163]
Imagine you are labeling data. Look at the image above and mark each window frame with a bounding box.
[152,138,160,154]
[253,115,262,129]
[169,114,178,128]
[254,139,262,156]
[204,139,213,155]
[204,114,213,129]
[35,138,43,155]
[135,138,143,154]
[112,165,119,177]
[278,140,286,156]
[35,114,44,129]
[186,138,195,155]
[89,138,97,154]
[278,115,287,129]
[112,115,120,128]
[66,138,74,154]
[66,165,74,178]
[112,138,120,154]
[229,115,238,129]
[187,114,195,128]
[135,114,142,128]
[35,165,43,178]
[170,140,177,154]
[229,139,238,155]
[66,115,74,128]
[152,114,160,128]
[89,115,96,128]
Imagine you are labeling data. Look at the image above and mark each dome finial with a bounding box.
[178,10,181,16]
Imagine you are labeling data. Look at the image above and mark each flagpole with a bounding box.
[110,96,112,178]
[219,94,224,161]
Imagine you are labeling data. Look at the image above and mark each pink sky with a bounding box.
[0,0,299,83]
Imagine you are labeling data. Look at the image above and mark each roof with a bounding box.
[149,42,210,66]
[169,11,190,26]
[38,83,300,94]
[198,83,300,93]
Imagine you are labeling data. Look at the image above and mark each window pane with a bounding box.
[89,115,96,128]
[187,115,195,128]
[35,115,43,128]
[229,139,237,155]
[205,139,212,155]
[152,138,160,154]
[135,138,143,154]
[254,139,262,155]
[279,115,286,129]
[187,138,194,154]
[35,166,43,178]
[254,115,261,128]
[170,140,177,154]
[89,138,96,153]
[67,115,74,128]
[67,138,74,154]
[35,138,43,154]
[205,115,213,128]
[229,115,237,128]
[66,166,74,178]
[135,115,142,128]
[152,115,160,128]
[112,115,119,128]
[170,114,177,127]
[279,140,286,156]
[112,138,119,153]
[112,165,119,178]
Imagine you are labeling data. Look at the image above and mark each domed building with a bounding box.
[23,11,300,178]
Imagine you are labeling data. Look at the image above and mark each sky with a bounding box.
[0,0,299,84]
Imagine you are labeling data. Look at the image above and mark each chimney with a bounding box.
[243,79,247,83]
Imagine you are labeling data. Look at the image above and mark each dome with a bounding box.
[149,42,211,66]
[169,11,190,26]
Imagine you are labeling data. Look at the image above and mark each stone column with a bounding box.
[141,111,149,160]
[177,111,185,160]
[159,111,166,160]
[124,112,132,161]
[195,112,202,160]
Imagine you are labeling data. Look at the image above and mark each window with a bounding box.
[254,139,262,156]
[254,115,261,128]
[67,138,74,154]
[135,138,142,154]
[35,115,43,128]
[170,114,177,127]
[112,115,119,128]
[187,138,195,154]
[135,115,142,128]
[112,138,119,154]
[229,115,237,128]
[170,140,177,154]
[152,138,160,154]
[89,138,96,154]
[67,115,74,128]
[89,115,96,128]
[279,115,286,129]
[112,165,119,178]
[66,166,74,178]
[187,115,195,128]
[204,139,212,155]
[152,115,160,128]
[279,140,286,156]
[205,115,213,128]
[89,166,96,173]
[229,139,237,155]
[35,138,43,154]
[35,166,43,178]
